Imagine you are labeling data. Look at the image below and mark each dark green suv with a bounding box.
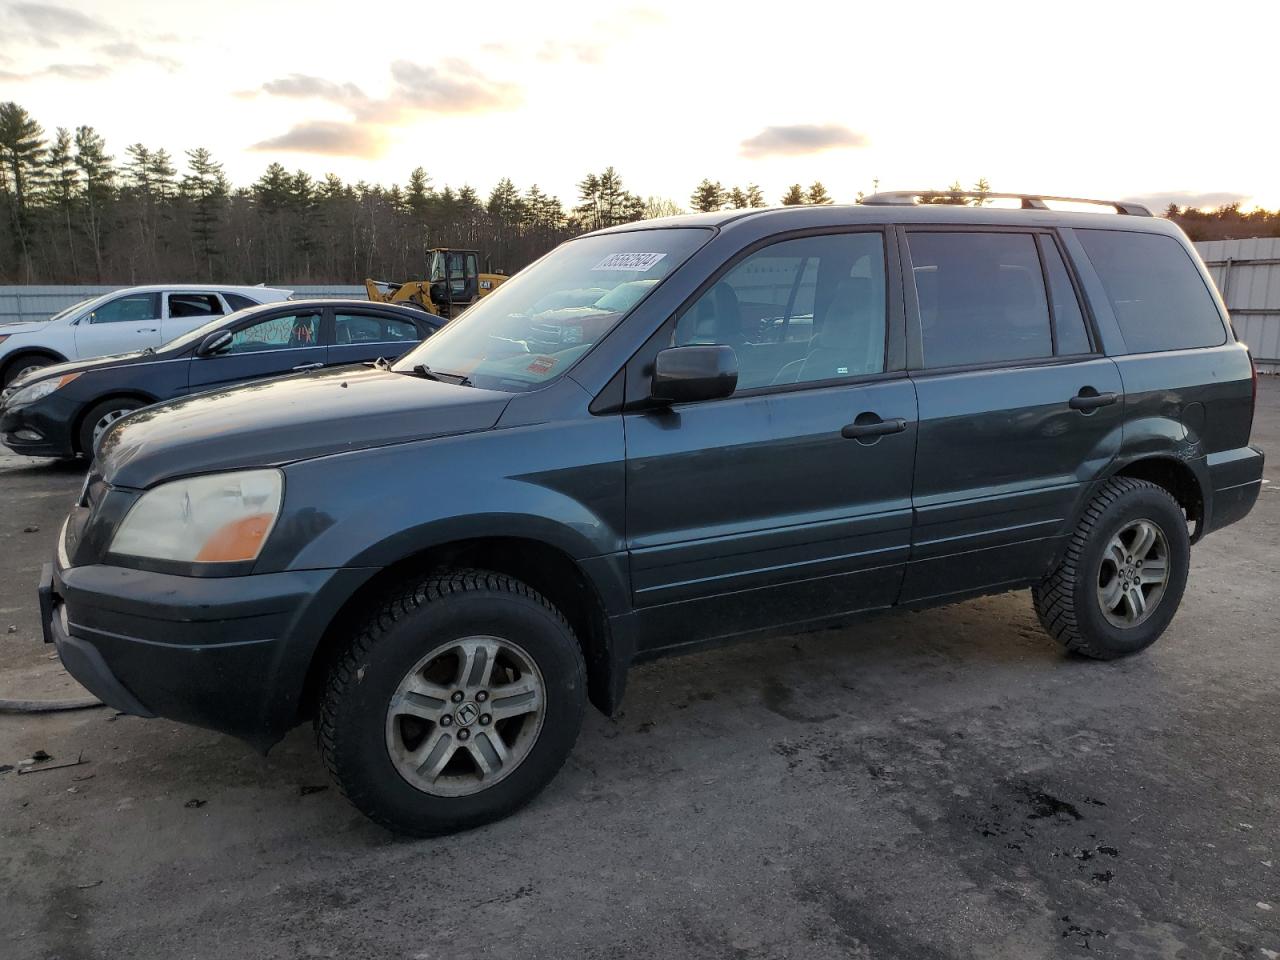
[40,192,1264,835]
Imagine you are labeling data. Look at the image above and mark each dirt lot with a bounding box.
[1,382,1277,960]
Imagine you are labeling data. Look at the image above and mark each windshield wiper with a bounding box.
[409,363,442,381]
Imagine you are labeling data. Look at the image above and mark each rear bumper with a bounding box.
[40,558,376,751]
[1204,445,1265,534]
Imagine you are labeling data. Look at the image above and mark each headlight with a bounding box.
[6,373,80,408]
[110,469,284,564]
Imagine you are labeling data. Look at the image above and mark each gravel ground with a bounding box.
[1,380,1277,960]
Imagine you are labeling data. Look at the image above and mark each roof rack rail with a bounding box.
[860,191,1152,217]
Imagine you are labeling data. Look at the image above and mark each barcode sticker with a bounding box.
[591,252,667,272]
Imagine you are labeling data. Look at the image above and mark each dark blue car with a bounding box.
[0,299,441,458]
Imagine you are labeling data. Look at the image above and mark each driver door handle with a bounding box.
[136,327,158,333]
[841,416,908,440]
[292,362,324,372]
[1069,390,1118,411]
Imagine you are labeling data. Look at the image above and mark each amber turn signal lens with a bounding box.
[194,513,276,563]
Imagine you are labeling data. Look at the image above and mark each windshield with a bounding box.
[393,228,710,391]
[47,297,96,323]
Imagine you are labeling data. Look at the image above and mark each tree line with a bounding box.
[2,100,1274,285]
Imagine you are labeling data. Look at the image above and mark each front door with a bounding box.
[624,230,917,652]
[187,308,325,394]
[900,228,1125,602]
[73,292,162,359]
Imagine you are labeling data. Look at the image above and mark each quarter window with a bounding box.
[168,293,224,319]
[90,293,159,324]
[335,312,421,344]
[673,233,887,390]
[223,293,258,311]
[1076,229,1226,353]
[1037,235,1092,355]
[909,232,1052,368]
[225,313,321,353]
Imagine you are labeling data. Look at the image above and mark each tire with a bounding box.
[2,354,54,387]
[1033,477,1190,660]
[317,569,586,836]
[78,398,144,459]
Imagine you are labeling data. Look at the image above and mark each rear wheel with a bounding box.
[1033,477,1190,659]
[317,569,586,836]
[78,398,143,459]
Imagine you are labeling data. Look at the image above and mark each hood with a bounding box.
[97,366,513,489]
[8,349,157,391]
[0,320,50,336]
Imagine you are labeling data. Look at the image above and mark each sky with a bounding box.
[1,0,1278,211]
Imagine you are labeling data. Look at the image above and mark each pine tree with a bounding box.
[691,178,725,212]
[181,147,229,279]
[0,102,46,277]
[781,184,806,205]
[45,127,79,279]
[406,166,432,219]
[745,184,766,208]
[806,181,833,205]
[74,126,114,281]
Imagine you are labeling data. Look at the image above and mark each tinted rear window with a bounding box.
[1076,230,1226,353]
[224,293,258,311]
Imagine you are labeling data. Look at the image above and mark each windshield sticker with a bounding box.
[591,252,667,272]
[527,355,557,376]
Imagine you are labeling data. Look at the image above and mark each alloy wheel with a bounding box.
[384,636,546,798]
[1096,518,1170,628]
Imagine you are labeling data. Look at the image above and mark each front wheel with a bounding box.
[78,398,143,458]
[1033,478,1190,659]
[317,570,586,836]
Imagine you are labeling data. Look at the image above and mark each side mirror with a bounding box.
[651,345,738,404]
[197,330,234,357]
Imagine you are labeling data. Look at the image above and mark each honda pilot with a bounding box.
[39,193,1264,836]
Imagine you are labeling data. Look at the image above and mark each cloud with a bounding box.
[0,61,110,81]
[262,74,367,103]
[10,2,113,40]
[740,124,870,158]
[1125,190,1250,213]
[389,59,517,113]
[97,41,178,71]
[250,121,387,158]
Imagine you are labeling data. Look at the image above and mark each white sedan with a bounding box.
[0,284,293,386]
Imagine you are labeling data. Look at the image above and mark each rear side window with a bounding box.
[335,312,421,344]
[1076,230,1226,353]
[909,232,1052,367]
[223,293,258,311]
[169,293,224,319]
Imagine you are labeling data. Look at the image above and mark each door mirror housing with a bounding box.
[197,330,234,357]
[651,345,738,404]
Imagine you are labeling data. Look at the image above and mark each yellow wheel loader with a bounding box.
[365,248,508,319]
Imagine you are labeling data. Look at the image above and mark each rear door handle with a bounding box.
[841,415,908,440]
[292,362,324,372]
[136,327,158,333]
[1069,390,1119,411]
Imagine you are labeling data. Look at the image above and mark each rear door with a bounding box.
[186,308,324,394]
[162,292,226,343]
[624,230,918,651]
[73,292,162,358]
[328,308,433,367]
[900,227,1124,602]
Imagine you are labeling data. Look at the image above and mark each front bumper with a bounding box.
[0,396,78,457]
[40,557,376,751]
